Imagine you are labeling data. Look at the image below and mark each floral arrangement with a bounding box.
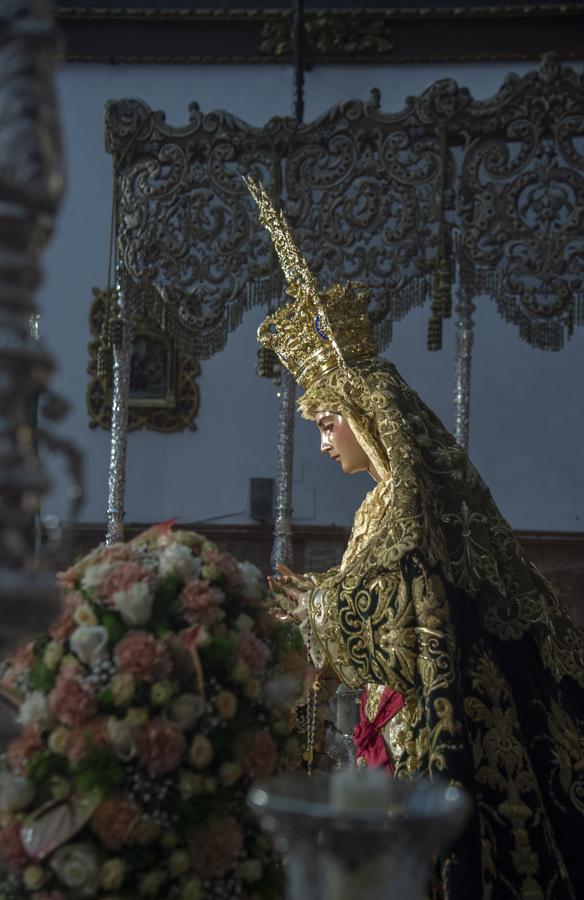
[0,524,310,900]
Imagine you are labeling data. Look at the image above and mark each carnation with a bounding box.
[179,580,225,626]
[238,631,272,674]
[7,723,44,774]
[135,719,186,774]
[90,796,139,851]
[49,673,97,727]
[100,562,153,603]
[68,717,110,763]
[115,632,172,682]
[240,730,278,779]
[189,816,243,877]
[202,548,242,588]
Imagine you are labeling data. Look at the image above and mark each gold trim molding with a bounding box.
[57,5,584,65]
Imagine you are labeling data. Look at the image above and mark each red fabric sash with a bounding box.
[353,687,405,774]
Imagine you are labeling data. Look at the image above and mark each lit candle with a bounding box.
[330,766,391,813]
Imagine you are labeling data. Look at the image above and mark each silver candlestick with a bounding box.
[249,772,471,900]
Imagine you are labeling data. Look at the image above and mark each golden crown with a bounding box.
[244,175,377,389]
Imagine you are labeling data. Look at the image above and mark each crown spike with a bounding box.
[244,174,377,389]
[242,175,316,299]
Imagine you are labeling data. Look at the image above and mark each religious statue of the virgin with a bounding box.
[245,176,584,900]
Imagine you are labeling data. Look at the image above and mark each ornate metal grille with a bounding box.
[104,56,584,544]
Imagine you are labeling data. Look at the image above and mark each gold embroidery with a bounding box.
[299,358,584,690]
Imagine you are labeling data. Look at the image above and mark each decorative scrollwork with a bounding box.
[106,57,584,358]
[456,56,584,349]
[105,98,285,361]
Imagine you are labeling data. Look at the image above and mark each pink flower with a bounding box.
[68,716,110,763]
[7,723,43,774]
[49,673,97,727]
[237,632,271,674]
[190,816,243,877]
[180,580,225,625]
[100,562,152,603]
[203,548,243,588]
[239,730,277,779]
[115,632,172,682]
[136,719,186,774]
[0,821,29,871]
[2,641,35,687]
[90,795,140,850]
[49,590,84,642]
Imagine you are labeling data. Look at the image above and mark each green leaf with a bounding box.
[27,751,69,786]
[205,632,238,666]
[28,658,56,692]
[98,688,115,709]
[149,575,182,633]
[100,611,126,644]
[71,745,124,796]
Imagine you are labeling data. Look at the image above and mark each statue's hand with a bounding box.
[267,564,311,624]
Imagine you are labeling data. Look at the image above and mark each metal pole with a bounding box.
[453,261,475,451]
[271,0,305,569]
[271,368,296,569]
[105,271,134,545]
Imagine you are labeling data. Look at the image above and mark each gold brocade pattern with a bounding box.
[301,358,584,689]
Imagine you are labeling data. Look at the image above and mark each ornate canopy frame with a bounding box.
[104,56,584,553]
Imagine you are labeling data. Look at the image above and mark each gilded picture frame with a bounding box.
[87,287,200,433]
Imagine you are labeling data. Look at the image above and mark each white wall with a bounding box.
[38,61,584,532]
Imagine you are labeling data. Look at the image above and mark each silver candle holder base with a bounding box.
[249,773,471,900]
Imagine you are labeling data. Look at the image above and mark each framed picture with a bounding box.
[87,288,200,432]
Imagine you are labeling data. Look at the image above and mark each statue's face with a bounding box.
[315,411,371,475]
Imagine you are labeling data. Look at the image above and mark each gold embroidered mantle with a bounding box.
[300,358,584,691]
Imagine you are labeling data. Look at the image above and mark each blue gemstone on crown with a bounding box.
[314,315,329,341]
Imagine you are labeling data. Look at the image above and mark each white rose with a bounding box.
[51,843,100,897]
[19,691,53,728]
[81,562,113,592]
[107,717,136,760]
[70,626,109,666]
[159,543,201,581]
[167,693,205,730]
[0,773,34,812]
[238,859,263,883]
[238,562,263,601]
[113,581,154,626]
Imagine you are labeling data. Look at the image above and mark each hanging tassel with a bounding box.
[433,257,452,319]
[427,313,443,351]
